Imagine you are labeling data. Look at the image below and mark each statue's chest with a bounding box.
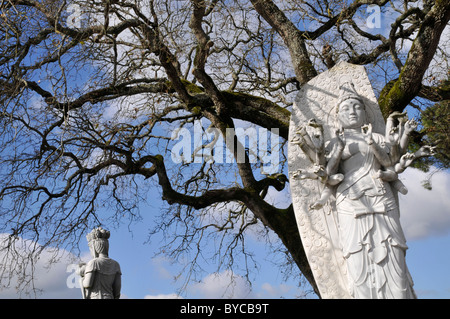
[341,137,368,160]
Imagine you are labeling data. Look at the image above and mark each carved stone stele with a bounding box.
[288,61,417,299]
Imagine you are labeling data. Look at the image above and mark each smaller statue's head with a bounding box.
[335,81,367,130]
[87,227,110,258]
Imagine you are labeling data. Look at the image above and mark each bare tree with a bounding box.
[0,0,448,297]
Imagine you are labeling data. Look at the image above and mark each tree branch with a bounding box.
[249,0,317,84]
[378,1,450,116]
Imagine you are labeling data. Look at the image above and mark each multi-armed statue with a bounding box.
[77,227,122,299]
[288,62,434,299]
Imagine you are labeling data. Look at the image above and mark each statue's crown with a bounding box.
[87,227,110,242]
[337,77,363,106]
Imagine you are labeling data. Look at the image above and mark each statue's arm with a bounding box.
[325,134,344,177]
[113,273,122,299]
[395,146,436,173]
[399,119,417,154]
[363,124,392,167]
[369,140,392,168]
[386,128,400,163]
[82,271,94,288]
[291,122,326,165]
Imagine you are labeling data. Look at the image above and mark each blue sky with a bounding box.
[0,0,448,300]
[0,165,448,299]
[107,167,450,299]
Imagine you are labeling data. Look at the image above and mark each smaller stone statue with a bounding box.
[77,227,122,299]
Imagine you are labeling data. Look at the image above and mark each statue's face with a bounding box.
[338,98,366,129]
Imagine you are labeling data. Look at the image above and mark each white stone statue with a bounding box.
[77,227,122,299]
[288,61,434,299]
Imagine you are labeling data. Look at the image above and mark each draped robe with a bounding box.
[334,132,416,299]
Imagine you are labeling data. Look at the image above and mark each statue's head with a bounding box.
[335,80,367,130]
[87,227,110,258]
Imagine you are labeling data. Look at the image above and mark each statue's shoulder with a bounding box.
[85,257,121,275]
[85,258,101,272]
[324,136,342,152]
[110,258,122,274]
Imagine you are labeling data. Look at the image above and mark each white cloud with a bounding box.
[0,234,83,299]
[398,168,450,240]
[188,270,254,299]
[151,256,175,280]
[260,282,292,298]
[264,186,291,209]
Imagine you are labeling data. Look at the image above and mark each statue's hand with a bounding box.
[310,200,325,210]
[76,263,86,277]
[292,169,311,179]
[404,119,418,135]
[415,145,436,158]
[388,127,400,145]
[295,126,307,136]
[373,169,383,179]
[388,111,407,119]
[361,123,374,145]
[307,118,322,128]
[399,152,415,167]
[335,128,345,149]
